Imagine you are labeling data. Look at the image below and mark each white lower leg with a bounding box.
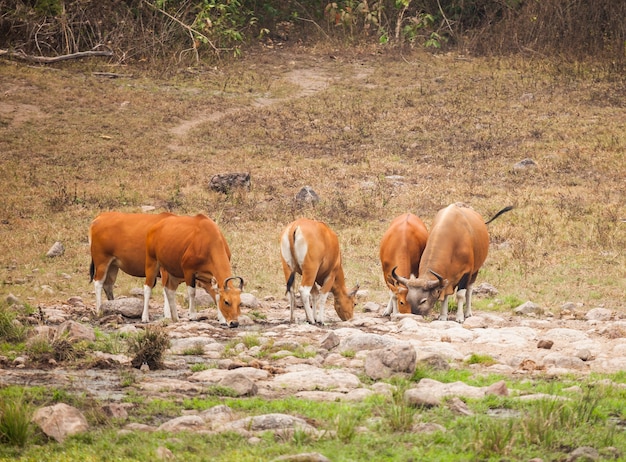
[187,286,197,320]
[288,290,296,323]
[456,289,466,323]
[438,295,450,321]
[164,287,178,322]
[382,292,396,316]
[465,286,473,319]
[299,286,315,324]
[94,280,104,316]
[215,294,227,325]
[163,288,172,319]
[316,292,329,325]
[142,285,152,323]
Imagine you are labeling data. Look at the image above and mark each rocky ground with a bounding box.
[2,288,626,444]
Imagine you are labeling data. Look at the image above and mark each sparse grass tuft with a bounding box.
[182,342,205,356]
[382,379,417,432]
[0,394,32,447]
[465,353,497,366]
[127,326,170,370]
[0,303,28,343]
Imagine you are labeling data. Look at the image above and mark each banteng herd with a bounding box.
[89,203,512,327]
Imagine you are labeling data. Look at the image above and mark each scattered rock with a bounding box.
[46,241,65,257]
[100,298,144,318]
[102,403,129,420]
[32,403,89,443]
[55,320,96,342]
[320,331,340,350]
[364,343,416,380]
[514,301,543,316]
[537,339,554,349]
[209,172,251,194]
[584,308,612,321]
[405,378,508,407]
[272,453,331,462]
[447,397,473,416]
[158,415,206,432]
[294,186,320,206]
[513,158,537,172]
[472,283,498,297]
[156,446,175,460]
[218,372,258,396]
[566,446,599,462]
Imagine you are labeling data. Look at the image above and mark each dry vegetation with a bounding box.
[0,45,624,316]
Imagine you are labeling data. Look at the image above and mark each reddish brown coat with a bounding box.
[399,203,511,322]
[144,214,243,327]
[379,213,429,315]
[89,211,174,315]
[280,218,358,324]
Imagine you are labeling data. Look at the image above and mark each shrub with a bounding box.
[127,326,170,370]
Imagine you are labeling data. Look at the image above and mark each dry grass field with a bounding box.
[0,45,624,316]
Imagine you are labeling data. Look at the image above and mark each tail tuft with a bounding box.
[286,271,296,295]
[485,205,514,224]
[89,260,95,283]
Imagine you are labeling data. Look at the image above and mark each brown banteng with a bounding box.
[280,218,359,325]
[143,214,243,327]
[379,213,429,316]
[89,211,175,317]
[391,203,513,323]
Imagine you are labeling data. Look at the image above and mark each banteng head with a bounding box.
[211,276,244,328]
[334,283,360,321]
[391,267,448,316]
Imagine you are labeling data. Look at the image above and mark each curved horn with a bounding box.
[428,269,445,287]
[391,267,410,286]
[224,276,244,290]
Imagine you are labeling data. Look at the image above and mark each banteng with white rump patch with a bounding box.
[379,213,429,316]
[143,214,243,327]
[280,218,359,325]
[391,203,512,323]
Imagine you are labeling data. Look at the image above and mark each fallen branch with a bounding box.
[92,72,134,79]
[0,49,113,63]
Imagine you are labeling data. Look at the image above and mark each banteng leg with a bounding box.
[438,294,450,321]
[315,290,330,325]
[143,258,160,323]
[142,285,153,323]
[93,262,118,316]
[212,279,227,325]
[186,285,197,321]
[299,285,316,324]
[287,284,297,323]
[455,289,467,323]
[382,292,397,317]
[163,287,179,322]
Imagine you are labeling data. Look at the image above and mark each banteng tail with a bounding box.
[485,205,514,224]
[89,260,95,283]
[285,271,296,295]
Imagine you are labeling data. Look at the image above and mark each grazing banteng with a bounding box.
[143,214,244,327]
[280,218,359,325]
[89,212,175,317]
[379,213,429,316]
[392,203,513,323]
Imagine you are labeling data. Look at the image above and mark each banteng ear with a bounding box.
[211,277,219,291]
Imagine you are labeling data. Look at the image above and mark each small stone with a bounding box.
[46,241,65,257]
[537,339,554,349]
